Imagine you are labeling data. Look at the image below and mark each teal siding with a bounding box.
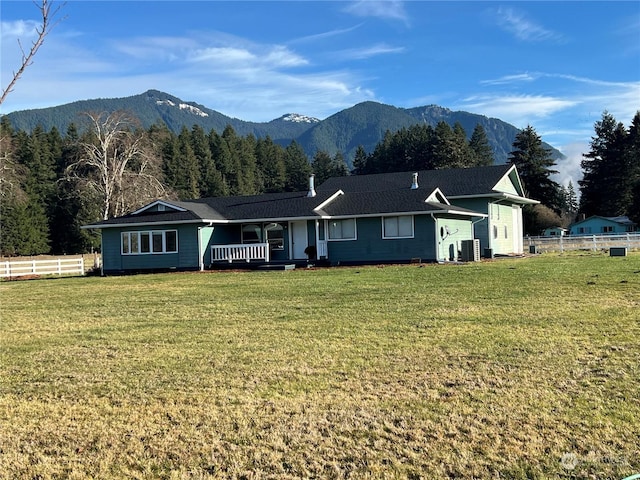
[327,216,437,264]
[570,218,636,235]
[101,224,201,273]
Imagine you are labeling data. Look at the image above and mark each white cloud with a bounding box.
[480,73,539,86]
[345,1,409,24]
[334,43,405,61]
[552,141,587,189]
[1,19,40,38]
[456,94,578,126]
[494,7,564,43]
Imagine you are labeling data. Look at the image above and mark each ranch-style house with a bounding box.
[83,164,538,275]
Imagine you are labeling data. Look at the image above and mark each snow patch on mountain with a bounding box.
[280,113,319,124]
[156,99,209,117]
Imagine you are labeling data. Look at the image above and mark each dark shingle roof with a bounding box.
[317,164,514,197]
[318,190,482,217]
[178,190,336,220]
[86,166,516,228]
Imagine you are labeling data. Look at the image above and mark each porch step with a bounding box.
[258,263,296,271]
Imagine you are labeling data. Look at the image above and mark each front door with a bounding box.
[290,221,308,259]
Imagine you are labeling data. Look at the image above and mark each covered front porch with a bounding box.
[207,219,328,268]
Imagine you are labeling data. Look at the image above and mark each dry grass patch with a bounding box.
[1,253,639,479]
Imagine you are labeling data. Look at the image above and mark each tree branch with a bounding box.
[0,1,65,106]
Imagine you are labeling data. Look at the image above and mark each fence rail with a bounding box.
[1,257,85,278]
[526,233,640,253]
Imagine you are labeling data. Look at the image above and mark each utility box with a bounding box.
[460,239,480,262]
[610,247,627,257]
[529,245,538,254]
[484,248,493,259]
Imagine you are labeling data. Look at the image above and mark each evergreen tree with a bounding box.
[238,134,258,195]
[283,141,312,192]
[351,145,369,175]
[256,136,286,193]
[579,111,632,217]
[331,152,349,178]
[208,130,231,196]
[163,126,199,199]
[509,125,561,235]
[311,150,334,185]
[191,125,225,197]
[565,181,579,215]
[509,125,561,208]
[625,111,640,223]
[468,124,494,166]
[431,121,462,169]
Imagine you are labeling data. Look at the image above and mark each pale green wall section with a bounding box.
[494,175,519,195]
[487,203,519,255]
[435,216,474,261]
[200,226,215,267]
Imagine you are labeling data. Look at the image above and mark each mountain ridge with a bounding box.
[3,89,563,165]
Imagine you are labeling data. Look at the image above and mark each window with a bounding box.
[504,225,508,239]
[165,231,177,252]
[152,232,163,252]
[383,216,414,239]
[121,230,178,255]
[140,232,151,253]
[602,226,613,233]
[328,219,356,240]
[242,224,262,243]
[265,223,284,250]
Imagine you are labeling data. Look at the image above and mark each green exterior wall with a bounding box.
[326,215,438,264]
[101,224,202,273]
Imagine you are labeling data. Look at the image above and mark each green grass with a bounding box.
[1,253,639,479]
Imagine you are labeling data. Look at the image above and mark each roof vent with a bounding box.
[411,172,419,190]
[307,174,317,197]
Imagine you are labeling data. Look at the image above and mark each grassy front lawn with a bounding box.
[1,253,639,479]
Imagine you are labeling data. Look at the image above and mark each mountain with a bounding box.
[3,89,563,165]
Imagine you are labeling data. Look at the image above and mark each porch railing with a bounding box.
[211,243,270,263]
[317,240,328,259]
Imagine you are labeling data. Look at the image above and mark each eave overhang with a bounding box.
[448,192,540,205]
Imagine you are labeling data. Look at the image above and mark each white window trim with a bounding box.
[327,218,357,241]
[382,215,415,239]
[121,230,178,255]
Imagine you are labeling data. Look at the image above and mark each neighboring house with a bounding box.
[543,226,568,237]
[83,165,536,274]
[569,215,638,235]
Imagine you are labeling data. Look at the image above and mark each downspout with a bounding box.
[100,231,104,276]
[197,226,203,271]
[314,220,320,258]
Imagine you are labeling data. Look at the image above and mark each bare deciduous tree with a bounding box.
[66,111,166,220]
[0,0,65,106]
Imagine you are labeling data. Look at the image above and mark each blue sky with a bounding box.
[1,1,639,185]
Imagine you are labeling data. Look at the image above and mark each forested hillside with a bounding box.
[4,90,563,165]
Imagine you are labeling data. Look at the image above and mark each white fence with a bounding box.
[1,257,85,278]
[526,233,640,253]
[211,243,270,263]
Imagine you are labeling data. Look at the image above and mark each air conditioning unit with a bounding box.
[460,239,480,262]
